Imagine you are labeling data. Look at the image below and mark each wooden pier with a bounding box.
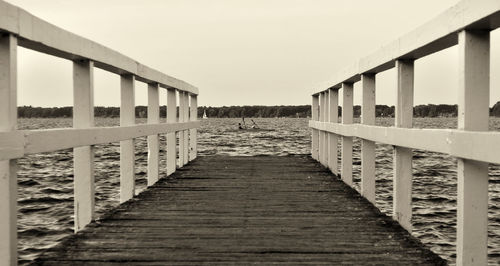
[33,156,444,265]
[2,0,500,265]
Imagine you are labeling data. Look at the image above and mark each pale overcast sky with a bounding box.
[6,0,500,107]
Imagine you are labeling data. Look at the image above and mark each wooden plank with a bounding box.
[0,131,23,159]
[322,91,329,166]
[73,59,95,232]
[319,92,327,166]
[183,93,189,165]
[0,33,17,266]
[310,0,500,95]
[393,60,414,232]
[166,89,177,176]
[456,29,489,266]
[0,0,198,95]
[73,60,95,128]
[34,156,445,265]
[328,88,339,175]
[120,75,135,203]
[189,95,197,161]
[0,35,16,131]
[395,60,414,129]
[178,92,186,168]
[0,121,200,161]
[147,83,160,186]
[311,95,319,160]
[393,146,412,231]
[457,159,488,266]
[309,121,500,165]
[0,160,16,266]
[361,74,376,125]
[341,83,353,186]
[360,74,376,204]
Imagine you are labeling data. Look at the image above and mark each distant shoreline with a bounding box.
[17,102,500,118]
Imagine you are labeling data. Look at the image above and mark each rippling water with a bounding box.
[16,117,500,265]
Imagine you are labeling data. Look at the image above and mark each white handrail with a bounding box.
[0,1,200,265]
[309,0,500,265]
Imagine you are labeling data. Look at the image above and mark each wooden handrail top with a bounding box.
[309,120,500,165]
[0,0,198,95]
[0,121,201,161]
[312,0,500,95]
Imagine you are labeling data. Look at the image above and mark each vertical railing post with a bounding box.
[361,74,376,204]
[147,83,160,186]
[319,92,326,166]
[178,92,186,167]
[322,90,330,166]
[456,30,489,266]
[166,88,177,175]
[0,33,18,266]
[328,88,339,175]
[311,95,319,160]
[120,75,135,203]
[189,94,198,161]
[73,59,95,232]
[393,59,414,232]
[183,93,189,165]
[341,83,353,186]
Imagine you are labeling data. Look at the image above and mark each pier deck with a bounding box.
[33,156,444,265]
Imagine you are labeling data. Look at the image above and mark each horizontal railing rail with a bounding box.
[309,121,500,165]
[0,121,201,161]
[309,0,500,265]
[0,1,199,265]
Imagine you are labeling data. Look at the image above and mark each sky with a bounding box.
[6,0,500,107]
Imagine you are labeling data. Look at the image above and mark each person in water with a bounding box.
[250,119,258,129]
[239,117,247,129]
[238,118,259,129]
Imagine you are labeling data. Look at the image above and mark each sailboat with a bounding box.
[202,110,208,119]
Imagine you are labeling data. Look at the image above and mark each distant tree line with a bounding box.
[200,105,311,118]
[16,102,500,118]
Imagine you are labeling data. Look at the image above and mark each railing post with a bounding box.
[328,88,339,175]
[393,59,414,232]
[147,83,160,186]
[189,94,197,161]
[322,90,330,166]
[361,74,376,204]
[456,30,489,266]
[183,92,189,165]
[166,88,177,175]
[0,33,17,266]
[319,92,327,166]
[73,59,95,232]
[341,83,353,186]
[178,91,186,167]
[120,74,135,203]
[311,95,319,160]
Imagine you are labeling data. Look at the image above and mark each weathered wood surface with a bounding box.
[33,156,444,265]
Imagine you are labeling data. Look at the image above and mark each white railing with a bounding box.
[0,1,200,265]
[309,0,500,265]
